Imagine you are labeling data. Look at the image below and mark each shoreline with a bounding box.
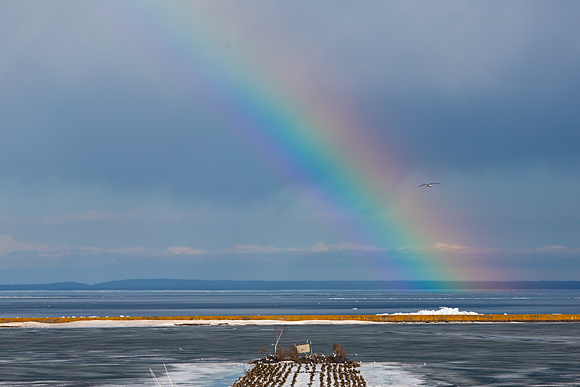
[1,314,579,328]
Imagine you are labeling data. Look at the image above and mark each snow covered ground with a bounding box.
[0,318,388,328]
[1,307,480,328]
[377,306,480,315]
[143,362,426,387]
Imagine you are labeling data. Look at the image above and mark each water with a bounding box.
[1,289,579,386]
[1,289,579,318]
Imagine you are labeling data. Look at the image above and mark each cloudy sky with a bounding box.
[1,1,579,284]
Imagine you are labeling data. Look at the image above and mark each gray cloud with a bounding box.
[2,233,579,283]
[0,79,282,201]
[2,2,578,202]
[2,2,579,200]
[1,1,579,282]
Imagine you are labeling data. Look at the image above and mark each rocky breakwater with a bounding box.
[232,343,366,387]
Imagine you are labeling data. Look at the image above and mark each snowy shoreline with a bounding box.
[2,313,579,328]
[1,318,393,328]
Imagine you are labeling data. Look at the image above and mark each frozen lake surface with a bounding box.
[1,289,579,386]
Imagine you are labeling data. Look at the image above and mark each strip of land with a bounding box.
[1,314,579,328]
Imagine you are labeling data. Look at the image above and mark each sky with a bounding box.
[1,1,579,284]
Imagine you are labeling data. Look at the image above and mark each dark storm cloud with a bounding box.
[345,2,580,173]
[0,1,283,203]
[1,1,580,282]
[0,75,281,202]
[2,1,579,200]
[361,76,580,172]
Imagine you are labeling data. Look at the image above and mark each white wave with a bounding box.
[378,306,480,315]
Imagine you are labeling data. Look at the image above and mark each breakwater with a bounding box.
[233,362,366,387]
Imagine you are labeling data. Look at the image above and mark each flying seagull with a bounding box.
[419,183,440,187]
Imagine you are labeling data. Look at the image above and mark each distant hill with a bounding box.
[1,279,580,290]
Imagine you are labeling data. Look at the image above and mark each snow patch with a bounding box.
[378,306,480,315]
[138,362,426,387]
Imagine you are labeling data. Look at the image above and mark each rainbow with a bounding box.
[98,2,477,281]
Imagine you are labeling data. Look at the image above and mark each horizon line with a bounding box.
[1,279,580,291]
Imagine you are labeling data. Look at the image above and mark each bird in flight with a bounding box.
[419,183,440,187]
